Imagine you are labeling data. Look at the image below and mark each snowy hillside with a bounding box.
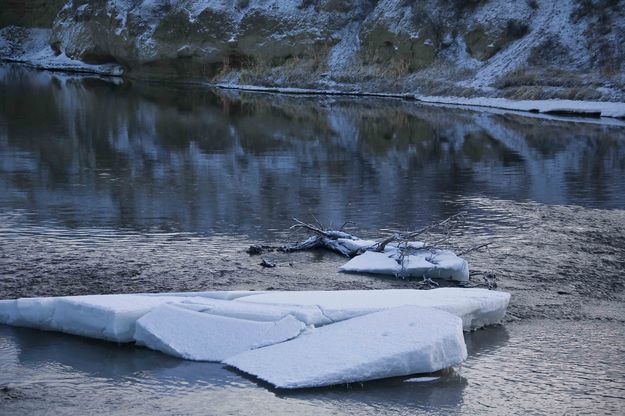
[1,0,624,101]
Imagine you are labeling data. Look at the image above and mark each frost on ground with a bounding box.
[0,288,509,388]
[224,306,467,389]
[0,26,123,76]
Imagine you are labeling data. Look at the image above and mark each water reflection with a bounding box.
[4,320,623,415]
[1,65,624,241]
[0,324,472,414]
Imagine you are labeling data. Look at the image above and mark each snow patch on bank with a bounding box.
[214,83,625,122]
[416,95,625,119]
[0,26,123,76]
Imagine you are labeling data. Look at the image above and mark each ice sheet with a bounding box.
[0,288,510,343]
[236,288,510,330]
[225,305,467,388]
[134,304,306,361]
[0,295,190,342]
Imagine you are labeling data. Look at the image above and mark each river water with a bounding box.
[0,65,624,415]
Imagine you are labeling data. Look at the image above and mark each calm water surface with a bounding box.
[0,65,624,414]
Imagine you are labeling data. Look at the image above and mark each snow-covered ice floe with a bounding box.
[0,294,193,342]
[0,26,123,76]
[340,248,469,281]
[224,306,467,389]
[0,288,510,388]
[313,237,470,282]
[416,95,625,119]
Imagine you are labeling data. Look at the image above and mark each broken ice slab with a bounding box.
[236,288,510,330]
[0,294,192,342]
[225,305,467,389]
[134,304,305,361]
[0,294,327,342]
[0,288,509,342]
[340,249,469,281]
[173,297,331,326]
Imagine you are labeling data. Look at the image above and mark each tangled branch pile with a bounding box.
[275,213,492,283]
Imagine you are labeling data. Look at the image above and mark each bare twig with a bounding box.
[281,213,491,266]
[311,213,324,230]
[457,242,492,256]
[339,221,355,231]
[290,217,329,237]
[375,212,467,252]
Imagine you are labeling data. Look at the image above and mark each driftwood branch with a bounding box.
[276,212,492,264]
[457,242,492,256]
[374,211,467,252]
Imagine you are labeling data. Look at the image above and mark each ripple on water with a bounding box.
[1,320,624,415]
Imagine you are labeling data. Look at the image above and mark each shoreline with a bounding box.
[2,59,625,124]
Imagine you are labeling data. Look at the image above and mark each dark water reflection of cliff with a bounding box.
[1,65,624,238]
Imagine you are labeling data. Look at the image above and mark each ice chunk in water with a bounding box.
[236,288,510,330]
[0,288,509,345]
[340,249,469,281]
[0,300,24,326]
[51,295,193,342]
[225,305,467,389]
[0,295,191,342]
[15,297,57,330]
[134,304,306,361]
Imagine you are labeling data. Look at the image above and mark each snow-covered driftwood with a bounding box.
[280,218,372,257]
[280,214,486,282]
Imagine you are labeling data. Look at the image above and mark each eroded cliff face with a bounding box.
[5,0,625,99]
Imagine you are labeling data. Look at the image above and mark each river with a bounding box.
[0,65,624,415]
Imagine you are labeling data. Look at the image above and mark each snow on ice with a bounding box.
[224,305,467,389]
[0,288,510,388]
[134,304,305,361]
[339,248,470,281]
[237,288,510,330]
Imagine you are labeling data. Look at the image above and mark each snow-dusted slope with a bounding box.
[0,26,123,76]
[2,1,623,108]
